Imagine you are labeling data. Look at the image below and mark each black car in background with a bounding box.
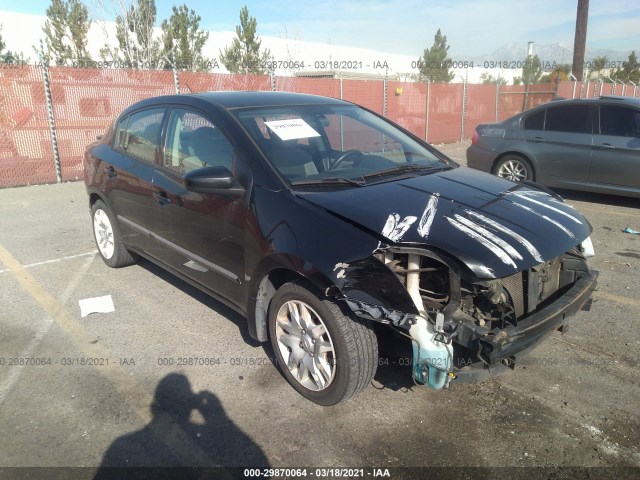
[84,92,598,405]
[467,96,640,198]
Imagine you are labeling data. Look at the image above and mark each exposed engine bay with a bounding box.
[369,245,595,388]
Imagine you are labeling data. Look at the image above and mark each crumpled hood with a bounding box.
[295,167,592,279]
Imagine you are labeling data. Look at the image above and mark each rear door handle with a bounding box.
[104,166,117,178]
[153,191,171,206]
[598,143,615,149]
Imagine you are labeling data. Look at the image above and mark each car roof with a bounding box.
[122,91,350,115]
[531,96,640,109]
[514,95,640,120]
[191,91,349,109]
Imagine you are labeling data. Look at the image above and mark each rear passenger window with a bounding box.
[545,105,591,134]
[116,108,165,163]
[600,106,640,137]
[523,109,545,130]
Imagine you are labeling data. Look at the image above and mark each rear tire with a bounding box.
[268,281,378,405]
[494,155,533,182]
[91,199,137,268]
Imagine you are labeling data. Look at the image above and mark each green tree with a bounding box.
[42,0,92,65]
[161,4,210,71]
[480,72,507,85]
[542,64,571,83]
[589,55,608,79]
[520,54,542,84]
[614,51,640,83]
[417,29,455,83]
[219,5,271,74]
[100,0,163,69]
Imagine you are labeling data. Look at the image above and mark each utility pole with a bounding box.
[572,0,589,81]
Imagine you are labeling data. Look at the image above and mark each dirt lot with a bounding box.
[0,141,639,479]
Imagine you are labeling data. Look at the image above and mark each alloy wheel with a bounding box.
[93,208,115,259]
[274,300,336,391]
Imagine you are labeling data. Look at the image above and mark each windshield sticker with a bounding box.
[264,118,321,141]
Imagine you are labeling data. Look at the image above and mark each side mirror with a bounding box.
[185,166,244,197]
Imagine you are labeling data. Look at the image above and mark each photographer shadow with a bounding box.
[94,373,270,480]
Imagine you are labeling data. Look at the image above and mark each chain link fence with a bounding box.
[1,63,638,188]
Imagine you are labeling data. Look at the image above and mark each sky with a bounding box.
[0,0,638,58]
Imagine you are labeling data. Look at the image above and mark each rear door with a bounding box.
[523,104,594,184]
[150,108,250,308]
[590,104,640,188]
[104,107,166,251]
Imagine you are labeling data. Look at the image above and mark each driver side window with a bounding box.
[164,110,234,175]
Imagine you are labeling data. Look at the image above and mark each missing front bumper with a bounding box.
[453,269,598,382]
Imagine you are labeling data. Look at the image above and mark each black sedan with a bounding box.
[467,96,640,198]
[84,91,598,405]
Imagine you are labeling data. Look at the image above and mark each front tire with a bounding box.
[91,199,137,268]
[268,281,378,405]
[494,155,533,182]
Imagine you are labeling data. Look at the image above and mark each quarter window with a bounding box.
[164,110,234,174]
[116,108,165,163]
[545,105,591,134]
[600,105,640,137]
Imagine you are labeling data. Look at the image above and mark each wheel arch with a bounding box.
[88,189,108,209]
[247,257,338,343]
[492,151,537,181]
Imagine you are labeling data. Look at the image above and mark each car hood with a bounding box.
[295,167,592,279]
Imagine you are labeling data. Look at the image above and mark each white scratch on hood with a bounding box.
[417,194,439,239]
[446,216,518,269]
[509,191,582,224]
[466,210,544,262]
[475,265,496,278]
[453,214,523,261]
[513,202,575,238]
[333,262,349,271]
[382,213,417,242]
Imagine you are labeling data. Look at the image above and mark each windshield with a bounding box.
[234,104,454,186]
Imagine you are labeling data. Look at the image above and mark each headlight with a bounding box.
[580,236,595,258]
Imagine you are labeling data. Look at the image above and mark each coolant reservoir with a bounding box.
[410,317,452,389]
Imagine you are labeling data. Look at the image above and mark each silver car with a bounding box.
[466,96,640,198]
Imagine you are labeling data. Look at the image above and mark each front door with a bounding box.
[150,108,249,308]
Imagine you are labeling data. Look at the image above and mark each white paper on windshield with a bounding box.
[264,118,321,141]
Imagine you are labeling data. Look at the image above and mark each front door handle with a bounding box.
[104,166,117,178]
[531,136,546,143]
[153,191,171,206]
[598,143,615,149]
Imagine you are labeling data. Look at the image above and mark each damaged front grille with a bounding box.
[500,257,562,319]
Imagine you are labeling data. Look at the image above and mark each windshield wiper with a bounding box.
[291,176,366,187]
[362,163,449,180]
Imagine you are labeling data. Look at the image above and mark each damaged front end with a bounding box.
[342,244,598,390]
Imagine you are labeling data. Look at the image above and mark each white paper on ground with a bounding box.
[264,118,320,141]
[79,295,115,317]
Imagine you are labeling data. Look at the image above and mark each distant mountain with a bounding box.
[465,42,631,68]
